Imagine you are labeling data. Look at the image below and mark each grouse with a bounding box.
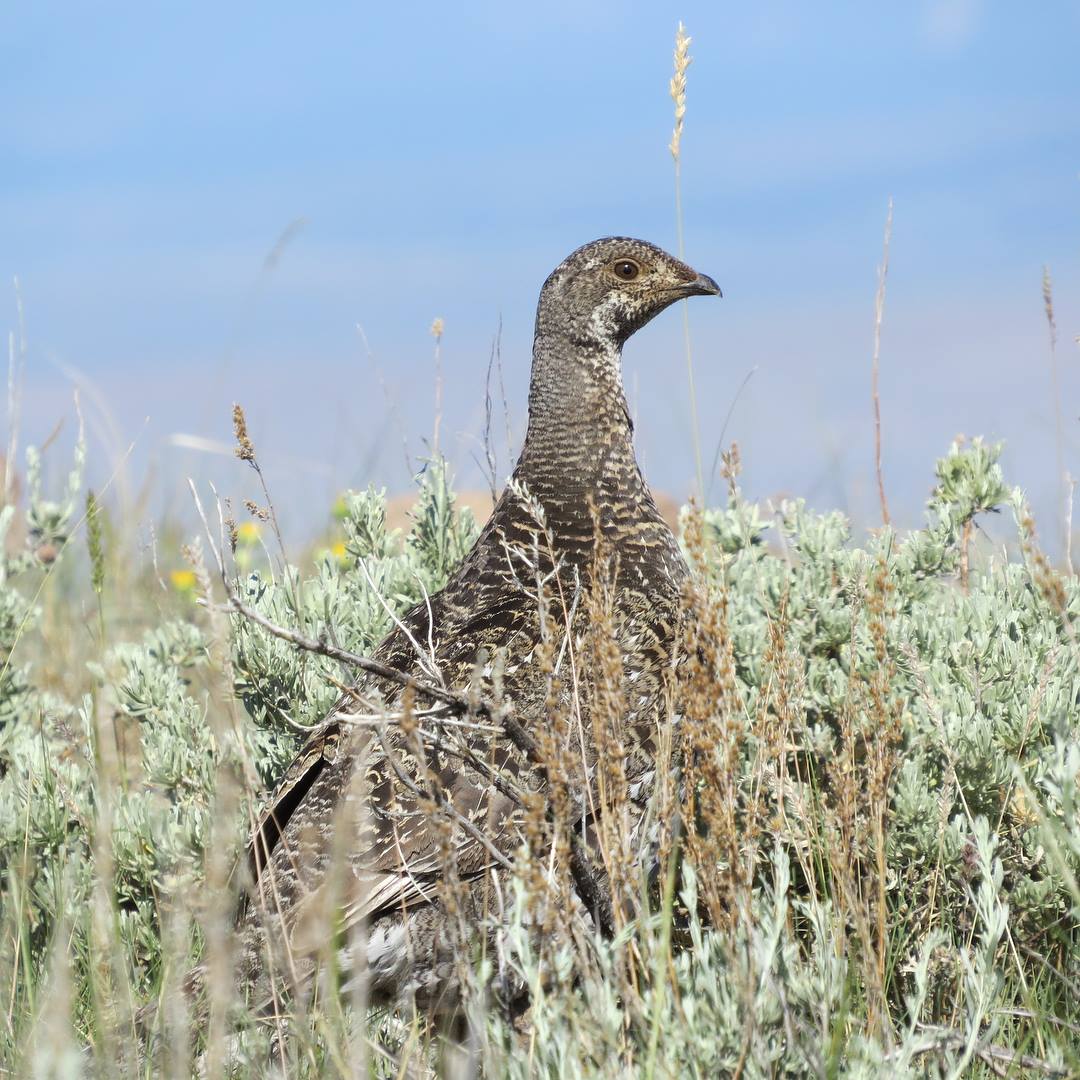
[238,237,721,1016]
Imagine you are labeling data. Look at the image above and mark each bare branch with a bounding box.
[898,1026,1070,1078]
[221,582,617,937]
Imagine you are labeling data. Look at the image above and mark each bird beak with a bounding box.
[674,272,722,298]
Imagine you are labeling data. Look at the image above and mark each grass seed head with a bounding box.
[668,22,692,162]
[85,489,105,596]
[232,403,255,462]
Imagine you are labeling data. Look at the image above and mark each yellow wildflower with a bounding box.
[170,569,197,595]
[330,540,352,569]
[237,522,261,545]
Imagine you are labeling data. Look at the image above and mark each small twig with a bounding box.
[978,1041,1067,1077]
[430,317,444,454]
[374,726,514,874]
[994,1007,1080,1038]
[223,591,466,713]
[493,314,513,461]
[413,571,441,683]
[960,519,972,592]
[414,725,529,811]
[482,326,501,504]
[222,584,617,936]
[356,322,413,477]
[356,556,443,686]
[332,708,500,734]
[4,278,27,509]
[186,480,225,578]
[706,365,758,505]
[231,403,288,567]
[1065,472,1075,576]
[1043,266,1066,552]
[901,1025,1071,1078]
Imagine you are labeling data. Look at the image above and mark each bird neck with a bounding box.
[495,324,685,585]
[519,327,637,494]
[511,321,665,552]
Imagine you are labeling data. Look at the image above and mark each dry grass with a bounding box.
[1,421,1079,1078]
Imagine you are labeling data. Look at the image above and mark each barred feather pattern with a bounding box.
[237,237,721,1014]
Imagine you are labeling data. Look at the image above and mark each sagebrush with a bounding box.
[1,435,1078,1078]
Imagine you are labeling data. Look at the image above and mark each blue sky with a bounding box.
[4,2,1079,546]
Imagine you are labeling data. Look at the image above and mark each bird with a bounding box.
[236,237,722,1021]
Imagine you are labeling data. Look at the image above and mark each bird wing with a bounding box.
[246,719,343,883]
[243,512,538,934]
[243,582,442,889]
[274,731,520,960]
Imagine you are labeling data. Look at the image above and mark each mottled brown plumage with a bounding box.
[238,237,721,1014]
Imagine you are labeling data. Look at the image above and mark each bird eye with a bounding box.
[612,259,642,281]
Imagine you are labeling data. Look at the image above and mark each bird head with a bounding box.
[537,236,721,348]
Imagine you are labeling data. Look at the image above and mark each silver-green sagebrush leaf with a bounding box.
[0,439,1077,1077]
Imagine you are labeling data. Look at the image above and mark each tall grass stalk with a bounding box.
[872,196,893,527]
[669,22,704,502]
[3,449,1079,1076]
[430,317,445,455]
[4,277,27,510]
[1042,265,1066,553]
